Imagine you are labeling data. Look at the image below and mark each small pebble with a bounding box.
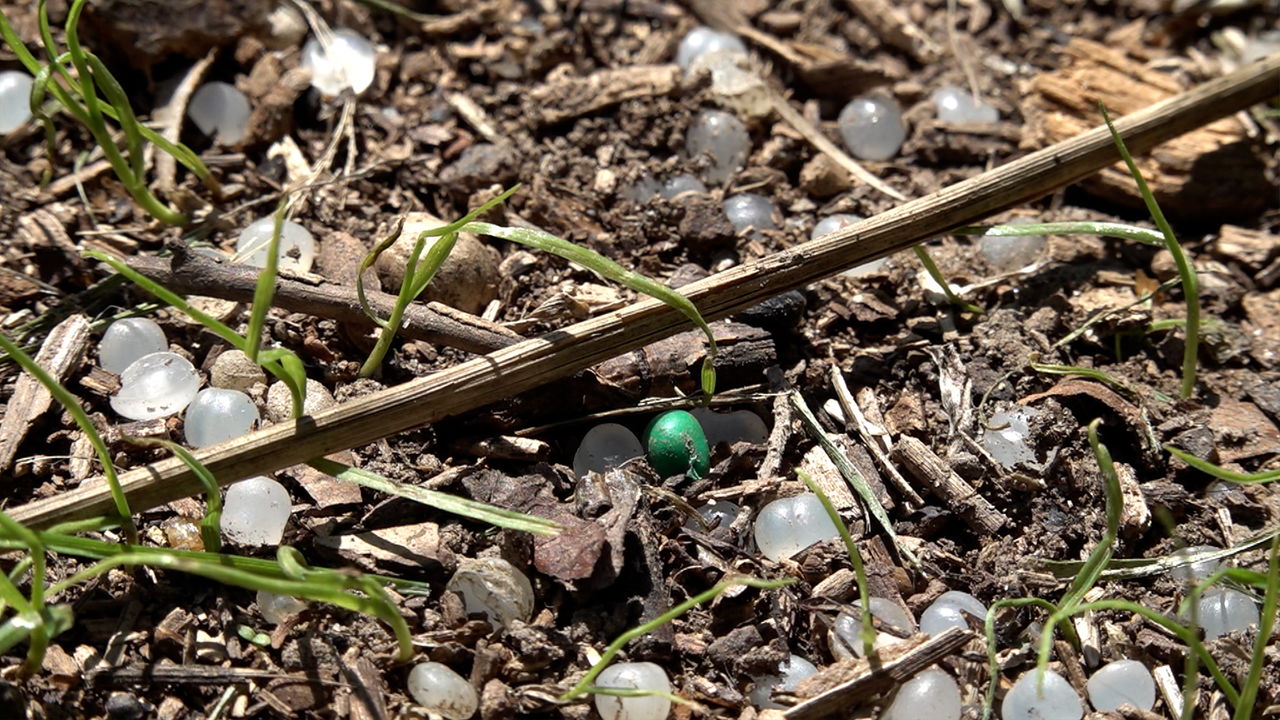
[690,408,768,447]
[265,379,336,423]
[300,28,377,95]
[221,476,291,546]
[257,590,307,625]
[749,654,818,709]
[659,175,707,199]
[235,216,316,272]
[574,423,645,479]
[446,557,535,629]
[0,70,34,134]
[723,193,777,239]
[1196,587,1259,640]
[882,667,962,720]
[187,81,251,144]
[981,407,1042,469]
[686,110,750,185]
[99,318,168,374]
[932,86,999,124]
[104,692,148,720]
[1002,669,1083,720]
[754,493,840,561]
[676,26,747,71]
[110,352,201,421]
[209,349,267,393]
[184,388,259,448]
[594,662,672,720]
[643,410,711,481]
[837,94,906,161]
[920,591,987,636]
[408,662,479,720]
[1168,545,1223,583]
[1086,659,1155,712]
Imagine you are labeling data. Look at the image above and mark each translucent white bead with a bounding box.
[687,110,750,185]
[111,352,201,421]
[256,590,307,625]
[724,193,776,239]
[685,500,741,533]
[408,662,479,720]
[690,408,768,447]
[445,557,535,629]
[829,598,915,660]
[187,81,251,144]
[838,95,906,161]
[1242,30,1280,64]
[235,216,316,272]
[221,476,291,546]
[749,654,818,709]
[300,28,377,95]
[184,388,259,448]
[1086,659,1155,712]
[920,591,987,636]
[810,214,864,241]
[981,406,1042,469]
[574,423,645,479]
[1196,587,1259,640]
[1169,545,1222,583]
[659,176,707,199]
[676,27,747,71]
[1001,670,1083,720]
[979,234,1044,270]
[594,662,671,720]
[882,667,962,720]
[754,493,840,561]
[932,86,999,124]
[623,176,662,203]
[0,70,34,134]
[100,318,168,374]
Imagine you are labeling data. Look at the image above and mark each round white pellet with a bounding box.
[100,317,168,374]
[1196,587,1259,640]
[837,95,906,161]
[685,500,741,533]
[593,662,672,720]
[920,591,987,636]
[979,234,1045,270]
[932,86,999,124]
[1001,670,1083,720]
[184,388,259,448]
[748,654,818,709]
[810,214,864,241]
[659,175,707,200]
[686,110,750,185]
[753,493,840,561]
[1086,659,1155,712]
[1169,545,1222,583]
[256,590,307,625]
[573,423,644,479]
[408,662,479,720]
[882,667,961,720]
[187,81,251,144]
[690,408,768,447]
[676,27,746,71]
[300,28,377,95]
[110,351,200,421]
[445,557,535,629]
[0,70,34,134]
[829,598,915,660]
[235,217,316,273]
[221,476,291,546]
[723,193,776,239]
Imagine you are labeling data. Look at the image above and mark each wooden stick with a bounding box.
[10,55,1279,529]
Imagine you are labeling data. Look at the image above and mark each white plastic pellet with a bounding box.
[979,234,1045,270]
[1242,30,1280,64]
[690,408,768,447]
[749,654,818,709]
[932,86,999,124]
[676,26,747,71]
[408,662,479,720]
[235,216,316,272]
[221,476,291,546]
[810,214,864,241]
[685,500,741,533]
[256,590,307,625]
[446,557,535,629]
[110,351,201,421]
[184,388,260,448]
[981,406,1043,469]
[300,28,377,96]
[574,423,645,479]
[1001,670,1083,720]
[1086,659,1155,712]
[0,70,34,134]
[724,193,776,239]
[829,598,916,660]
[754,493,840,561]
[837,95,906,161]
[186,81,251,144]
[1196,587,1259,640]
[659,175,707,199]
[1169,545,1223,583]
[920,591,987,636]
[594,662,672,720]
[882,667,962,720]
[686,110,750,185]
[99,318,169,374]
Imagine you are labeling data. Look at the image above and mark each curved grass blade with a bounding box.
[121,437,223,552]
[797,468,874,658]
[1164,444,1280,484]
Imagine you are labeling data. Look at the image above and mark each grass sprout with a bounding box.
[1029,362,1138,397]
[913,245,984,314]
[121,437,223,552]
[1164,445,1280,484]
[796,468,875,658]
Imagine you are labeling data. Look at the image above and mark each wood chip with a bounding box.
[0,314,92,473]
[529,65,681,126]
[893,436,1008,536]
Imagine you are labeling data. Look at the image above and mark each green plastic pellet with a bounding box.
[643,410,711,480]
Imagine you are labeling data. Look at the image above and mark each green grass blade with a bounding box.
[982,597,1060,720]
[359,230,431,377]
[913,245,984,314]
[796,468,874,658]
[121,437,223,553]
[1029,363,1137,397]
[356,217,404,328]
[245,200,289,361]
[1235,537,1280,720]
[1164,444,1280,484]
